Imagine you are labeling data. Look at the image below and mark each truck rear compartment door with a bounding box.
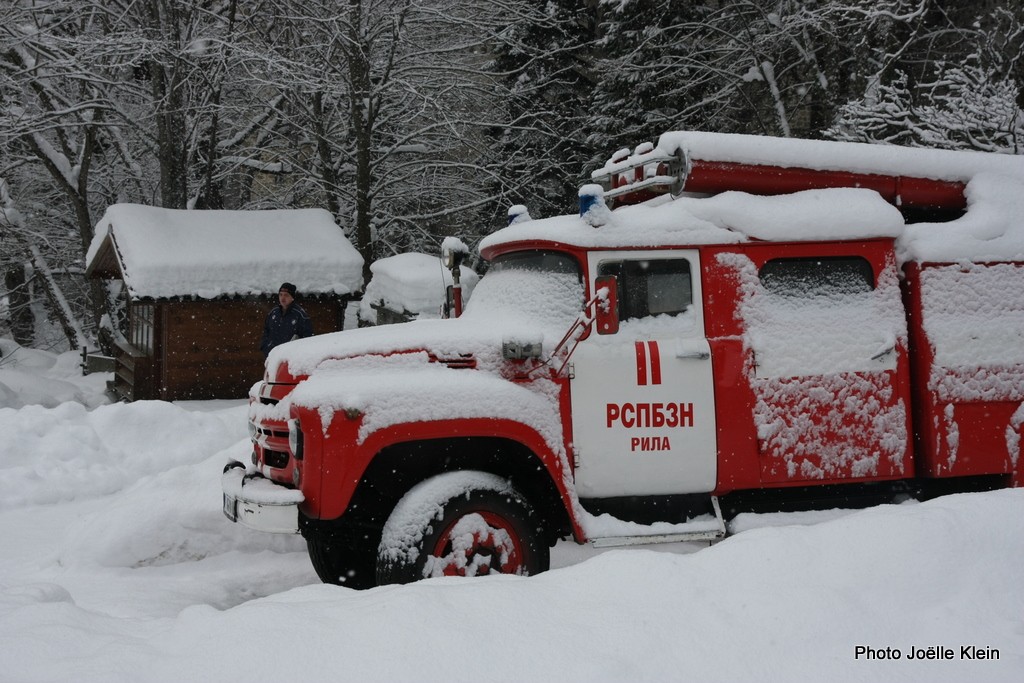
[725,249,912,484]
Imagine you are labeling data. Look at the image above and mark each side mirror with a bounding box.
[594,275,619,335]
[441,237,468,270]
[441,237,469,318]
[443,284,455,318]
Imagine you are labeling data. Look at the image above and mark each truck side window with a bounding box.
[759,257,874,297]
[598,259,692,320]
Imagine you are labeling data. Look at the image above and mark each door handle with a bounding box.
[676,349,710,360]
[870,342,896,361]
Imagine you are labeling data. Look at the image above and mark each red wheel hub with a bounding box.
[430,511,525,577]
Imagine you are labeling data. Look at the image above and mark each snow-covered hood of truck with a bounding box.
[258,269,581,455]
[288,352,565,455]
[266,269,582,380]
[267,317,506,380]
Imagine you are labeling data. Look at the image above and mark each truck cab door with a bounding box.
[569,250,717,497]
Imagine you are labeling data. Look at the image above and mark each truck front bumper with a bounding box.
[221,463,304,534]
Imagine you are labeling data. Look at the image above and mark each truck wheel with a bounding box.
[305,523,378,590]
[376,471,549,585]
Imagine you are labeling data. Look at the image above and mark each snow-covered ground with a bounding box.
[0,342,1021,682]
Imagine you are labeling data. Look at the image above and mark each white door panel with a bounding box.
[570,250,717,498]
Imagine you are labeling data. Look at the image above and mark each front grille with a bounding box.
[260,396,279,406]
[264,449,289,469]
[434,354,477,369]
[256,426,288,439]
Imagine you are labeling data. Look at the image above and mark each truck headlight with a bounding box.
[288,418,303,460]
[247,421,258,440]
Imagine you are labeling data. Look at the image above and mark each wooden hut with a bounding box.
[85,204,364,401]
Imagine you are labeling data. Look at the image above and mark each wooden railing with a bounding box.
[109,338,154,401]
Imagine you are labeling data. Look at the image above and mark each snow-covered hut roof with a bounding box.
[86,204,364,299]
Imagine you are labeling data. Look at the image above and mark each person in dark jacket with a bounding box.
[261,282,313,357]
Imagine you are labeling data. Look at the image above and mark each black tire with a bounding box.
[304,521,379,590]
[376,471,549,586]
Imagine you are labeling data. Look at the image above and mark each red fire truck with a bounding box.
[223,132,1024,589]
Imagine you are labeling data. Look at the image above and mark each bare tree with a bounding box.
[1,0,262,347]
[1,0,123,338]
[0,179,34,346]
[826,2,1024,152]
[237,0,515,281]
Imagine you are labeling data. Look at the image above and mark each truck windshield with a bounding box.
[464,250,584,331]
[487,250,581,277]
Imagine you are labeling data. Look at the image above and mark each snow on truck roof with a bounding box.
[481,132,1024,264]
[480,187,906,252]
[654,131,1024,183]
[85,204,364,299]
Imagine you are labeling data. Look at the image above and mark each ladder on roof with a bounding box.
[590,140,968,212]
[591,143,689,206]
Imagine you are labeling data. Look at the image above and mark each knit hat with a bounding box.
[279,282,297,296]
